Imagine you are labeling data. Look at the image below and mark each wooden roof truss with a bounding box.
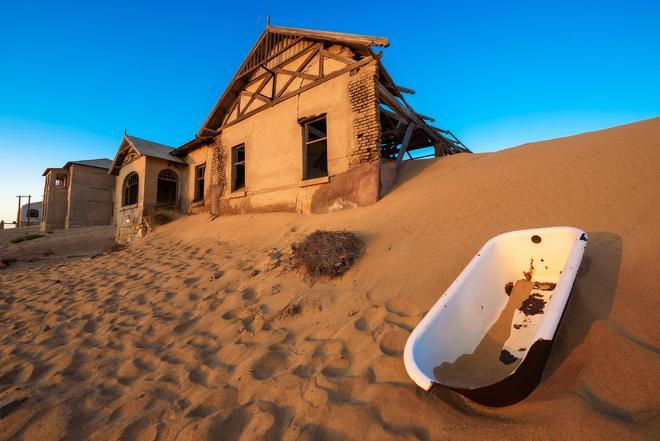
[195,25,470,167]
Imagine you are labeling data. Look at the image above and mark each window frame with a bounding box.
[302,115,329,181]
[231,144,246,192]
[194,163,206,202]
[156,169,178,206]
[122,172,139,207]
[54,173,67,187]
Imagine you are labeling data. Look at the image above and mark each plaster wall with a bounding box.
[114,156,146,243]
[180,147,211,214]
[217,62,381,214]
[65,164,115,228]
[41,169,69,230]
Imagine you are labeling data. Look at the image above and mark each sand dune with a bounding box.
[1,118,659,440]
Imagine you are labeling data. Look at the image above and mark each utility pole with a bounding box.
[16,195,28,227]
[27,195,32,227]
[16,195,22,227]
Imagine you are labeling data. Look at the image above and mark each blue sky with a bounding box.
[1,0,659,222]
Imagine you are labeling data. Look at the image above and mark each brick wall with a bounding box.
[210,135,226,190]
[348,62,381,166]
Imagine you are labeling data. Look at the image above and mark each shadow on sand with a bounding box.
[542,231,622,378]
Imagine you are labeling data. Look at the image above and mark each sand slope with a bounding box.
[1,118,659,440]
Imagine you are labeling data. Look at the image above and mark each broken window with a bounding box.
[157,169,177,206]
[122,172,139,206]
[28,209,39,218]
[302,116,328,180]
[194,164,206,202]
[55,173,67,187]
[232,144,245,192]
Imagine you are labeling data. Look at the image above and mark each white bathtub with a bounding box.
[403,227,587,406]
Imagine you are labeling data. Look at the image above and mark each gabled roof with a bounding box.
[198,25,390,136]
[42,167,66,176]
[109,133,183,175]
[125,135,180,162]
[64,158,113,170]
[266,26,389,48]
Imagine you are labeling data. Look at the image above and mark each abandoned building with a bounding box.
[18,201,42,227]
[110,25,469,242]
[41,158,115,230]
[109,133,211,243]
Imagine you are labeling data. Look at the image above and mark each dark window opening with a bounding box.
[194,164,206,202]
[55,173,67,187]
[232,144,246,192]
[157,169,177,206]
[122,172,139,206]
[303,116,328,180]
[28,209,39,218]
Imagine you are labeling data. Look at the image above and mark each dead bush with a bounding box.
[291,230,364,279]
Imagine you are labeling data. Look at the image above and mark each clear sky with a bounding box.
[1,0,658,222]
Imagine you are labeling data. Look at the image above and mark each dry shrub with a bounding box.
[9,234,44,244]
[291,230,364,279]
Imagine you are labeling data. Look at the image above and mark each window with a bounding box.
[302,116,328,180]
[122,172,139,206]
[28,209,39,218]
[194,164,206,202]
[156,169,177,206]
[55,173,67,187]
[232,144,246,192]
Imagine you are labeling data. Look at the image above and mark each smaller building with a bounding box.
[41,159,115,230]
[109,134,211,243]
[18,201,42,226]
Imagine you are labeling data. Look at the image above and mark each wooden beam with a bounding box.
[275,68,319,81]
[223,56,376,130]
[243,42,317,88]
[395,84,416,94]
[415,112,435,123]
[240,77,271,116]
[321,49,355,65]
[395,122,416,174]
[240,90,269,104]
[276,45,320,98]
[268,25,389,48]
[376,82,442,144]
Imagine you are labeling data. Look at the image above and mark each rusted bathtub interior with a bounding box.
[404,227,588,406]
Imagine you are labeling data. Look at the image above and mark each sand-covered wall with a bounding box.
[114,156,146,243]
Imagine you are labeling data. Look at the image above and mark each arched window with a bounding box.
[122,172,139,206]
[28,209,39,218]
[156,169,177,206]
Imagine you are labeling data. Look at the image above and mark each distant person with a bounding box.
[0,220,4,229]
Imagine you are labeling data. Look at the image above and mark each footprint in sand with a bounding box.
[379,329,409,357]
[385,298,422,317]
[174,317,199,334]
[250,349,288,380]
[241,288,256,300]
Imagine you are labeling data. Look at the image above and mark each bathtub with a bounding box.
[403,227,588,406]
